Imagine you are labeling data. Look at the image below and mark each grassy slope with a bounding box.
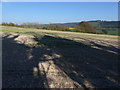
[2,26,118,40]
[2,26,119,88]
[89,22,119,35]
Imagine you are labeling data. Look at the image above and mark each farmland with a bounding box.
[2,26,119,88]
[89,21,119,35]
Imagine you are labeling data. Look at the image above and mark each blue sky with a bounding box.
[2,2,118,24]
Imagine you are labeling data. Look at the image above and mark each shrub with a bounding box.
[8,22,15,26]
[42,27,47,29]
[77,22,98,33]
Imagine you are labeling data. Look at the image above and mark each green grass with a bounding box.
[89,22,100,27]
[89,22,119,36]
[97,29,119,35]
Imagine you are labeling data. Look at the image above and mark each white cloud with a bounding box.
[1,0,120,2]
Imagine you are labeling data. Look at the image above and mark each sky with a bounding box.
[1,0,120,2]
[2,2,118,24]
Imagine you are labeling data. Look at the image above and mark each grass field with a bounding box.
[2,26,118,40]
[89,22,119,36]
[2,26,119,88]
[89,22,100,26]
[97,29,119,35]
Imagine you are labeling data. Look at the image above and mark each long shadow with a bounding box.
[2,34,120,88]
[34,35,119,88]
[2,35,46,88]
[73,37,119,53]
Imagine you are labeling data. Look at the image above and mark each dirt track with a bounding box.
[2,31,120,88]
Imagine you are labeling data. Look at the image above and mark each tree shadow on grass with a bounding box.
[2,34,120,88]
[2,35,48,88]
[34,35,119,88]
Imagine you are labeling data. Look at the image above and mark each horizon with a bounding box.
[2,2,118,24]
[1,20,118,25]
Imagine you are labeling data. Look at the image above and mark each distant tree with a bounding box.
[42,27,47,29]
[22,22,41,29]
[8,22,15,26]
[46,24,56,30]
[78,22,98,33]
[54,25,59,30]
[60,25,69,31]
[45,24,69,31]
[75,25,84,32]
[2,22,8,26]
[15,24,21,27]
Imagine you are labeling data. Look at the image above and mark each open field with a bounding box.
[2,26,120,88]
[89,22,119,35]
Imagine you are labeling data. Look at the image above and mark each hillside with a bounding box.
[2,21,119,35]
[2,26,119,88]
[89,21,119,35]
[53,21,119,35]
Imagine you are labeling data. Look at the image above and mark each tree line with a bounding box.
[1,22,101,34]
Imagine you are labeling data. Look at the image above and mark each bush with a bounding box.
[42,27,47,29]
[8,22,15,26]
[77,22,98,33]
[2,22,17,26]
